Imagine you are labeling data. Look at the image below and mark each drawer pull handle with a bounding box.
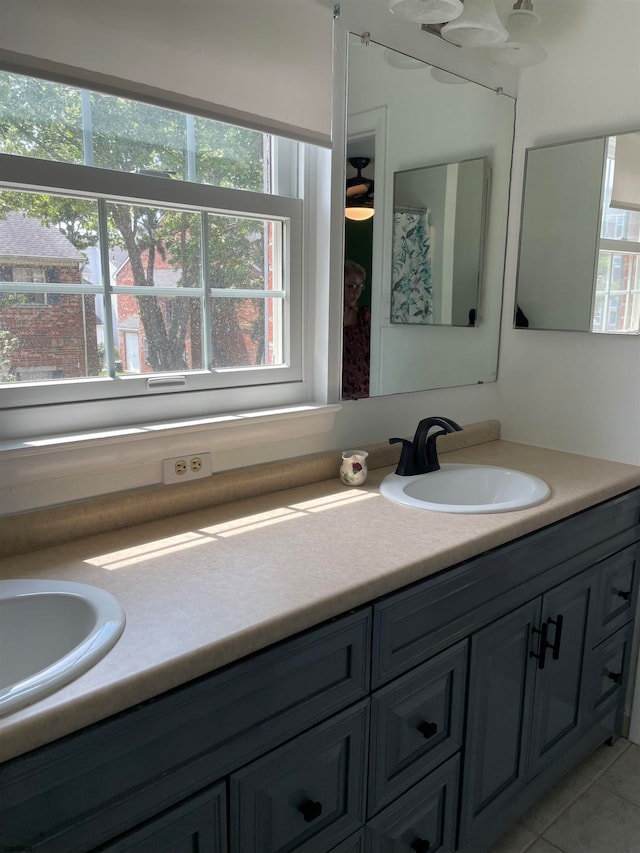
[417,720,438,739]
[411,839,431,853]
[548,614,564,661]
[299,799,323,822]
[530,622,549,670]
[607,670,623,684]
[617,589,631,601]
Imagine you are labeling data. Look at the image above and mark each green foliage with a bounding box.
[0,292,27,308]
[0,71,272,372]
[0,329,20,382]
[0,73,83,163]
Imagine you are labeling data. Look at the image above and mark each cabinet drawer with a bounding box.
[230,701,368,853]
[368,641,467,815]
[592,544,640,645]
[0,609,370,852]
[586,623,635,724]
[97,783,226,853]
[366,754,460,853]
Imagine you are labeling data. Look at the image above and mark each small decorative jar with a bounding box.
[340,450,369,486]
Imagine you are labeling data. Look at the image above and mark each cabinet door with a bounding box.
[459,599,541,845]
[528,569,593,778]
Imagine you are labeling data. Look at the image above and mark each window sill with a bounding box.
[0,403,342,516]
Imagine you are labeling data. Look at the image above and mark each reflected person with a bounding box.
[342,259,371,400]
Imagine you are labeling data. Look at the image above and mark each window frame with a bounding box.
[0,148,308,431]
[592,137,640,334]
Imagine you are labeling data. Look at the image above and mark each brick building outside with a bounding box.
[1,212,271,382]
[0,212,100,381]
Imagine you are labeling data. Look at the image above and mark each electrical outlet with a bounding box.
[162,452,213,485]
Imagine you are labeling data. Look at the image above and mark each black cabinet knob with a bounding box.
[617,589,631,601]
[417,720,438,739]
[299,799,323,823]
[411,839,431,853]
[607,670,623,684]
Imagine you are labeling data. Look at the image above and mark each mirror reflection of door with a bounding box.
[392,157,487,328]
[343,216,373,399]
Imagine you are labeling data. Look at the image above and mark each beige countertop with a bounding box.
[2,437,640,765]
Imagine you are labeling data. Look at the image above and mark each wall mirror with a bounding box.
[342,34,515,400]
[392,157,488,327]
[515,131,640,333]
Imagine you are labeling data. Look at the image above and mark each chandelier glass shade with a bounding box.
[388,0,463,24]
[486,8,547,66]
[441,0,509,47]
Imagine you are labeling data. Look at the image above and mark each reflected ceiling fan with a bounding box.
[345,156,375,221]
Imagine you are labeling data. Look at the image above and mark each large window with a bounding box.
[593,137,640,333]
[0,71,313,436]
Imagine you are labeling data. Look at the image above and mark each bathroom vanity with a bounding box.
[1,439,640,852]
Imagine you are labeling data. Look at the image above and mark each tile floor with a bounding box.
[489,738,640,853]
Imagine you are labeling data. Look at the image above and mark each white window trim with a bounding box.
[0,143,337,445]
[0,153,303,397]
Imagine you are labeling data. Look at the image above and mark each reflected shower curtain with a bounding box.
[391,210,433,324]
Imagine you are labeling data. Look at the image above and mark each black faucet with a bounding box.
[389,416,463,476]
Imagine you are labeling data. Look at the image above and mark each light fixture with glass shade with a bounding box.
[388,0,463,24]
[487,0,547,66]
[345,157,375,221]
[441,0,509,47]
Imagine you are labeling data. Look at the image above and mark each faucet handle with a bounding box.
[389,437,415,476]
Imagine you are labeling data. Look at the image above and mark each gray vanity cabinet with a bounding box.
[0,610,371,852]
[1,489,640,853]
[459,539,640,852]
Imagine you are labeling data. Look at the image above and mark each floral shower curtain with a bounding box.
[391,210,433,324]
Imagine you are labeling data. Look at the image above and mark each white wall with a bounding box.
[0,0,506,514]
[498,0,640,463]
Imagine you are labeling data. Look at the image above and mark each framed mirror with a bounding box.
[342,34,515,400]
[515,130,640,333]
[391,157,489,327]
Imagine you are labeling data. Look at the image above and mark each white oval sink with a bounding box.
[380,463,551,513]
[0,579,125,717]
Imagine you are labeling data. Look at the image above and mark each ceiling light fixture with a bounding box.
[486,0,547,66]
[345,157,375,221]
[441,0,508,47]
[388,0,463,25]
